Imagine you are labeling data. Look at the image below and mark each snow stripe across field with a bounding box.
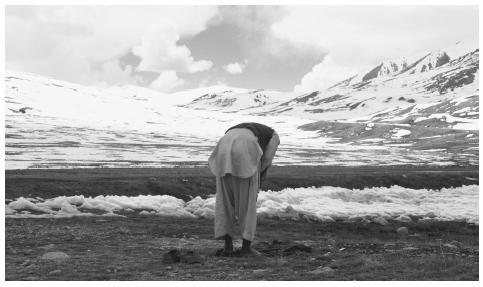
[6,185,479,224]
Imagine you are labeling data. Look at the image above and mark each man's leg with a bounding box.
[224,234,233,252]
[214,175,236,251]
[241,238,251,252]
[233,172,261,256]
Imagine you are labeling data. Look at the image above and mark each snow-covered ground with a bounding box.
[4,43,480,225]
[6,185,479,224]
[5,68,478,169]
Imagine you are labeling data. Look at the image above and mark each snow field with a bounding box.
[6,185,479,224]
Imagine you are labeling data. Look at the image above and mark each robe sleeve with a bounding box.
[260,131,280,172]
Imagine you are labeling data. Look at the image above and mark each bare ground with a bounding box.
[5,165,479,201]
[5,216,478,280]
[4,166,479,281]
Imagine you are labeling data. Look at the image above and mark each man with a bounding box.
[208,122,280,256]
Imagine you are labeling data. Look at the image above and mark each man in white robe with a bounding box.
[208,123,280,256]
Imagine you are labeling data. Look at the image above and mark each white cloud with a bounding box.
[132,21,213,73]
[94,60,137,87]
[223,60,247,74]
[149,71,185,93]
[6,6,219,86]
[294,56,358,93]
[271,6,478,92]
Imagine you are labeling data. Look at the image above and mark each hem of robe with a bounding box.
[214,171,259,242]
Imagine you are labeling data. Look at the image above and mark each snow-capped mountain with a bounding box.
[181,88,298,112]
[4,41,479,169]
[5,71,325,169]
[184,42,478,131]
[169,85,252,106]
[361,58,411,82]
[282,45,478,130]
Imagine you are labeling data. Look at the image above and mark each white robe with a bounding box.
[208,128,263,179]
[209,128,280,241]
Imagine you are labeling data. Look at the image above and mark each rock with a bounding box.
[308,269,322,275]
[360,218,371,224]
[418,217,435,223]
[40,244,56,250]
[272,239,284,245]
[24,276,39,281]
[41,251,70,262]
[373,217,389,226]
[113,267,123,272]
[163,249,203,264]
[449,241,463,248]
[119,227,130,234]
[397,227,409,236]
[395,215,412,223]
[309,266,335,275]
[347,216,371,224]
[443,243,458,250]
[180,250,203,264]
[49,269,62,275]
[321,252,331,258]
[252,269,267,274]
[347,216,364,223]
[283,244,312,255]
[384,243,396,248]
[23,264,37,271]
[321,267,335,275]
[163,249,181,263]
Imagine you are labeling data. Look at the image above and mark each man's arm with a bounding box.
[260,131,280,174]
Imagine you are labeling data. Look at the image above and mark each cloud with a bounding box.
[272,6,478,91]
[5,6,219,86]
[93,60,138,87]
[293,56,359,93]
[223,60,247,74]
[149,71,185,92]
[132,21,213,74]
[273,6,478,66]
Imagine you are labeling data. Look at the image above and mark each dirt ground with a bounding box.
[4,166,480,281]
[5,216,479,281]
[5,165,479,200]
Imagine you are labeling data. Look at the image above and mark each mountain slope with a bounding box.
[181,88,298,112]
[254,44,479,130]
[4,41,479,169]
[182,42,478,132]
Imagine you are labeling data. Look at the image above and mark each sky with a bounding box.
[5,5,479,93]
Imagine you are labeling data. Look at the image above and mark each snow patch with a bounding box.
[365,122,375,131]
[391,128,411,139]
[6,185,479,224]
